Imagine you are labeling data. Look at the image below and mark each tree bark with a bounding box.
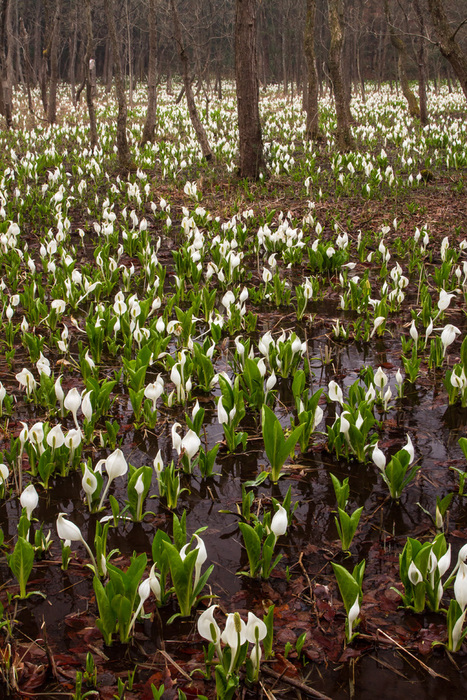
[169,0,212,160]
[69,1,78,103]
[0,0,13,128]
[328,0,354,151]
[235,0,265,178]
[20,18,34,113]
[104,0,133,170]
[47,0,61,124]
[384,0,420,118]
[84,0,98,149]
[125,0,133,107]
[427,0,467,102]
[413,0,428,125]
[141,0,158,146]
[304,0,320,140]
[33,0,41,84]
[15,2,24,88]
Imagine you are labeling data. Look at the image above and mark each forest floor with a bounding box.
[1,88,467,700]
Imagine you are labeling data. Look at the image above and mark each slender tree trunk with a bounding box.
[384,0,420,118]
[304,0,320,141]
[167,64,172,94]
[0,0,13,128]
[33,1,41,84]
[357,44,365,101]
[6,0,14,87]
[282,11,288,94]
[104,40,113,93]
[141,0,157,146]
[20,19,34,113]
[69,1,78,103]
[446,64,452,92]
[47,0,60,124]
[104,0,133,170]
[216,53,222,99]
[413,0,428,125]
[328,0,354,151]
[427,0,467,102]
[84,0,98,149]
[125,0,133,107]
[235,0,265,178]
[169,0,212,160]
[14,1,23,87]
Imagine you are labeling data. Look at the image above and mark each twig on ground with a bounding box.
[262,666,333,700]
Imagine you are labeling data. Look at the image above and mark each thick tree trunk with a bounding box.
[170,0,212,160]
[384,0,420,118]
[47,0,60,124]
[104,0,133,170]
[235,0,265,179]
[141,0,157,146]
[328,0,354,151]
[84,0,98,149]
[0,0,13,128]
[304,0,320,141]
[427,0,467,102]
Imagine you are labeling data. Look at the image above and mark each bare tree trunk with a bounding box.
[282,10,288,94]
[84,0,98,149]
[40,51,48,114]
[384,0,420,118]
[235,0,265,178]
[304,0,320,141]
[104,0,133,170]
[20,19,34,113]
[0,0,13,128]
[33,1,41,84]
[104,40,113,93]
[69,1,78,103]
[6,0,14,86]
[15,2,24,88]
[427,0,467,101]
[125,0,133,107]
[328,0,354,151]
[167,64,172,94]
[216,54,222,99]
[413,0,428,125]
[357,44,365,102]
[170,0,212,160]
[141,0,157,146]
[47,0,60,124]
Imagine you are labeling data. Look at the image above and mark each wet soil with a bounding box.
[1,116,467,699]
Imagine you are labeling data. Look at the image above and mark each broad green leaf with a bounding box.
[8,536,35,598]
[331,562,360,615]
[163,541,197,617]
[238,522,261,577]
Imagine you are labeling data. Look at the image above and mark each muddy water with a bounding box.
[1,313,467,699]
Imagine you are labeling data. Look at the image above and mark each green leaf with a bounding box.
[331,562,360,615]
[238,522,261,577]
[163,541,197,617]
[93,576,116,645]
[8,536,35,599]
[111,594,133,642]
[244,470,270,488]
